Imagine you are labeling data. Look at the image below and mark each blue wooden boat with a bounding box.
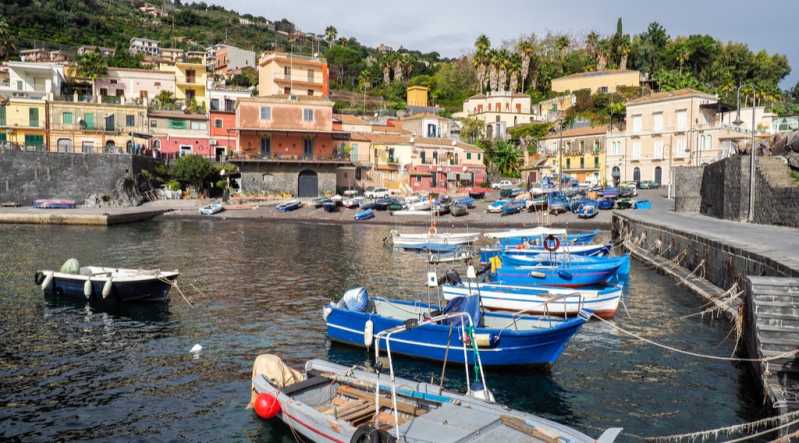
[354,208,374,220]
[275,199,302,212]
[496,229,600,247]
[492,259,623,287]
[486,199,509,213]
[635,199,652,210]
[480,243,611,263]
[322,201,338,212]
[454,196,476,208]
[597,198,615,210]
[323,289,587,367]
[602,187,620,198]
[547,192,569,214]
[578,204,598,219]
[569,198,596,214]
[500,200,526,216]
[35,264,178,304]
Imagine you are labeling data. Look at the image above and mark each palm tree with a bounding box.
[474,34,491,93]
[497,50,510,92]
[0,18,16,61]
[324,26,338,43]
[381,53,393,85]
[488,140,522,177]
[596,39,610,71]
[488,50,499,92]
[618,35,631,71]
[76,52,108,99]
[393,54,404,83]
[517,38,535,92]
[585,31,600,65]
[508,53,521,92]
[555,35,570,63]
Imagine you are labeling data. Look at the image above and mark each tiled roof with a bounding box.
[335,114,370,125]
[541,125,608,140]
[400,112,447,121]
[466,93,529,100]
[414,136,482,152]
[626,88,716,106]
[363,133,413,144]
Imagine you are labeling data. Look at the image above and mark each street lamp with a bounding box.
[732,84,756,223]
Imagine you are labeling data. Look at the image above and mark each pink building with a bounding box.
[149,110,211,158]
[408,138,486,193]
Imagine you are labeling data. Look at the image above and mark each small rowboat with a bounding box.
[276,199,302,212]
[354,208,374,221]
[578,204,598,218]
[597,198,615,210]
[442,282,623,319]
[322,201,338,212]
[391,231,480,247]
[33,199,77,209]
[492,259,623,287]
[35,262,178,304]
[198,202,224,215]
[635,199,652,209]
[450,204,468,217]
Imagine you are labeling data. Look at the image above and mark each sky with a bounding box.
[210,0,799,89]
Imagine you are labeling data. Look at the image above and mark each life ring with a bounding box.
[428,226,437,235]
[543,234,560,252]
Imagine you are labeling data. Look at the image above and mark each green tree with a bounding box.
[77,52,108,81]
[171,155,215,191]
[153,90,177,110]
[459,117,485,143]
[508,122,551,153]
[0,17,16,61]
[484,140,522,178]
[324,25,337,43]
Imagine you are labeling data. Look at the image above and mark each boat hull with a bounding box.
[492,263,620,287]
[479,243,611,263]
[442,284,621,319]
[325,298,586,366]
[41,273,176,303]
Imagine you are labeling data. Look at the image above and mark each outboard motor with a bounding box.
[437,269,462,286]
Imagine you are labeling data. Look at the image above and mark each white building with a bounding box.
[0,62,65,100]
[207,82,253,112]
[459,91,538,139]
[129,38,160,57]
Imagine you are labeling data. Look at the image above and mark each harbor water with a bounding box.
[0,220,764,442]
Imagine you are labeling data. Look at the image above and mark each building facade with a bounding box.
[0,97,47,150]
[540,125,607,185]
[129,38,160,57]
[408,137,486,193]
[0,62,65,100]
[397,113,451,139]
[93,68,176,104]
[48,100,149,154]
[461,92,537,139]
[210,44,256,76]
[149,110,211,158]
[168,59,208,108]
[407,86,429,107]
[257,52,329,97]
[551,70,640,94]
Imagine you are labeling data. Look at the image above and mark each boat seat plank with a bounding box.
[283,375,330,396]
[338,385,425,416]
[500,416,561,443]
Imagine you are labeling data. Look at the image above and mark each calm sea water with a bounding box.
[0,220,764,442]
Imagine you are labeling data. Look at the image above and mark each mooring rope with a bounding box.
[643,410,799,443]
[158,277,193,307]
[591,313,799,363]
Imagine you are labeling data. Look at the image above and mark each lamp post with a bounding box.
[732,84,756,222]
[558,119,564,193]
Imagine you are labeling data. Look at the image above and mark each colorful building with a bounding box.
[232,95,350,197]
[408,137,486,193]
[257,52,329,97]
[149,110,211,158]
[459,91,537,139]
[396,113,452,138]
[540,125,607,185]
[0,61,65,100]
[93,67,176,104]
[551,70,641,94]
[207,84,253,159]
[407,85,429,107]
[0,97,47,149]
[47,100,149,153]
[164,57,208,109]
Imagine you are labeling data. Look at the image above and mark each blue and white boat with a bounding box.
[479,243,612,263]
[578,204,598,218]
[597,198,615,210]
[488,228,600,247]
[354,208,375,220]
[454,196,476,209]
[491,259,623,288]
[500,200,526,216]
[323,288,588,367]
[442,281,623,319]
[276,199,302,212]
[634,199,652,209]
[486,199,509,213]
[198,201,224,216]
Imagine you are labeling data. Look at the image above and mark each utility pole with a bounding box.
[748,95,757,222]
[558,119,564,193]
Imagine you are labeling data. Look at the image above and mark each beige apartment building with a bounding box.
[606,88,762,187]
[257,52,329,97]
[551,70,640,94]
[460,91,538,139]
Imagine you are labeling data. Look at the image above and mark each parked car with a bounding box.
[638,180,660,189]
[365,187,390,199]
[491,180,513,189]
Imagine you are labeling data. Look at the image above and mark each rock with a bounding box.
[787,153,799,172]
[83,175,146,208]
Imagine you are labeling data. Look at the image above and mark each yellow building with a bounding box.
[257,52,329,97]
[47,100,149,153]
[551,70,640,95]
[539,125,608,185]
[0,97,47,149]
[407,85,429,107]
[163,58,207,109]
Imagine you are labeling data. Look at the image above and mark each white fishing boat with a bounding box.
[442,281,622,319]
[391,230,481,247]
[198,201,224,215]
[484,227,567,240]
[408,200,432,211]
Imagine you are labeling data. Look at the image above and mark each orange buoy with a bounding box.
[253,392,281,419]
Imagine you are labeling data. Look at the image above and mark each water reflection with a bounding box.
[0,220,763,441]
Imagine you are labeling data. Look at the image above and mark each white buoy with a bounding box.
[426,271,438,288]
[101,278,112,299]
[83,279,92,298]
[364,320,374,348]
[190,344,203,354]
[529,271,546,279]
[466,265,477,280]
[41,272,53,292]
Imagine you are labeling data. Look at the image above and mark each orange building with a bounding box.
[257,52,329,97]
[209,110,237,160]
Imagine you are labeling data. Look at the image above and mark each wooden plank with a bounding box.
[338,385,425,416]
[499,416,560,443]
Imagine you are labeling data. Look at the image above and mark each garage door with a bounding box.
[298,170,318,197]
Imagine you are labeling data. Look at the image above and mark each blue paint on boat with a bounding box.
[635,199,652,210]
[492,260,623,287]
[354,208,374,221]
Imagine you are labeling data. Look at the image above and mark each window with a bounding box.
[565,158,571,169]
[416,176,421,183]
[100,88,108,96]
[185,69,196,83]
[224,99,235,112]
[16,80,22,91]
[84,112,95,129]
[116,89,124,97]
[110,79,118,85]
[466,152,472,160]
[190,121,206,130]
[303,108,314,122]
[284,87,291,95]
[81,140,94,153]
[210,98,220,111]
[215,119,223,128]
[632,114,642,133]
[62,112,73,125]
[150,119,157,128]
[631,140,641,160]
[179,145,192,156]
[580,157,585,169]
[24,134,44,148]
[515,103,521,113]
[653,112,663,131]
[0,106,5,126]
[57,138,72,153]
[420,150,426,164]
[303,138,313,159]
[427,123,437,138]
[105,114,115,131]
[676,135,687,156]
[598,86,608,93]
[307,70,314,82]
[284,66,291,78]
[260,136,271,157]
[653,138,664,159]
[307,89,314,96]
[594,156,599,168]
[168,119,187,129]
[126,115,135,127]
[478,153,481,160]
[676,110,688,131]
[140,90,148,99]
[29,108,39,127]
[154,82,161,87]
[260,106,271,120]
[579,140,585,153]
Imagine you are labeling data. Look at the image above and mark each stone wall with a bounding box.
[237,162,339,196]
[753,157,799,227]
[673,166,704,212]
[0,151,158,205]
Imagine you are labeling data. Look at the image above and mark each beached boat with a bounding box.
[330,194,344,206]
[198,202,224,216]
[597,198,615,210]
[250,355,621,443]
[276,199,302,212]
[355,208,375,221]
[322,201,339,212]
[486,200,508,213]
[488,228,600,247]
[35,260,178,304]
[409,199,431,211]
[634,199,652,210]
[450,204,468,217]
[391,231,481,246]
[324,288,587,366]
[454,196,476,209]
[485,226,566,240]
[578,204,598,219]
[547,193,569,214]
[343,196,363,208]
[479,243,612,263]
[500,200,526,216]
[467,187,489,198]
[616,198,634,209]
[311,197,329,208]
[491,259,623,287]
[442,281,623,319]
[33,199,77,209]
[602,187,620,198]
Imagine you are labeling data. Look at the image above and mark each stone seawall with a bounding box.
[673,166,703,213]
[0,151,158,205]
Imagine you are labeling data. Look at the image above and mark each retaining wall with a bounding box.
[237,162,338,196]
[673,166,704,213]
[0,151,158,205]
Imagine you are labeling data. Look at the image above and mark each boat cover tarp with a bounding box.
[338,287,369,312]
[441,295,481,327]
[250,354,305,406]
[60,258,80,274]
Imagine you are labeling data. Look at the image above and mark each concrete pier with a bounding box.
[0,207,170,226]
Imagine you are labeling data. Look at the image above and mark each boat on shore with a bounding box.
[35,260,178,304]
[322,200,339,212]
[276,199,302,212]
[33,199,77,209]
[198,202,224,216]
[578,204,598,218]
[480,243,611,262]
[450,204,468,217]
[355,208,375,220]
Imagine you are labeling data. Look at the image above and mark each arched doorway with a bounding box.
[611,166,620,187]
[298,170,318,197]
[633,167,641,183]
[654,166,662,185]
[57,138,72,153]
[105,140,115,153]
